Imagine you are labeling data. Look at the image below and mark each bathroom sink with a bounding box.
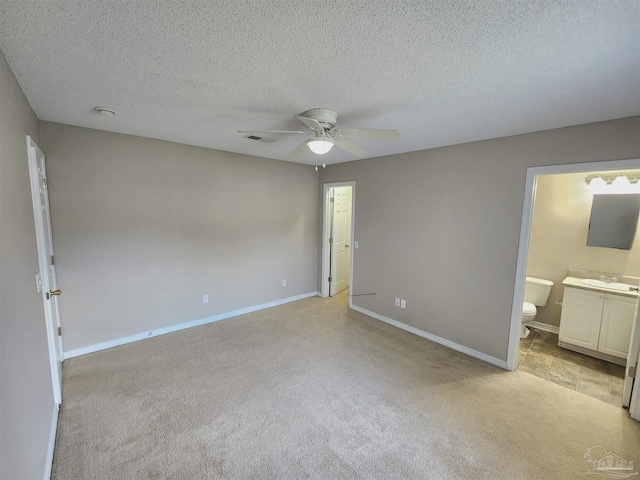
[580,278,638,292]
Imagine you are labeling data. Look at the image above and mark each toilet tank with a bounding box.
[524,276,554,306]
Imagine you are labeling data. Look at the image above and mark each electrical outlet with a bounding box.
[282,279,287,287]
[400,299,406,309]
[203,294,208,303]
[395,297,400,307]
[354,241,359,249]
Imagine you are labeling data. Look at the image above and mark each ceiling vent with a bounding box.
[243,134,275,143]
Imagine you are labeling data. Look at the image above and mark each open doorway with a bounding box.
[508,158,640,418]
[321,182,355,303]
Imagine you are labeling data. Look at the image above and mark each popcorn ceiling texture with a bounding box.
[0,1,638,165]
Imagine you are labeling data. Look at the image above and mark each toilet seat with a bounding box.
[522,302,536,315]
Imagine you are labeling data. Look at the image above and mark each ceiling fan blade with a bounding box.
[287,140,310,160]
[334,138,369,158]
[238,129,308,135]
[295,115,325,132]
[336,128,401,140]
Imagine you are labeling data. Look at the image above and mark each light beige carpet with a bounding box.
[52,291,640,479]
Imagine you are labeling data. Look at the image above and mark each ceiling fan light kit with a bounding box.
[238,108,401,164]
[308,137,334,155]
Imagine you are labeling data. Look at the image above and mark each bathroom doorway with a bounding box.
[507,159,640,418]
[321,182,355,303]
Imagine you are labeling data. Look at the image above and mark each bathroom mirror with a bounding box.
[587,194,640,250]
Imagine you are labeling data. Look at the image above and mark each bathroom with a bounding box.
[518,169,640,406]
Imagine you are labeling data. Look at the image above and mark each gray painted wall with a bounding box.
[39,122,319,353]
[319,117,640,361]
[527,171,640,328]
[0,51,55,479]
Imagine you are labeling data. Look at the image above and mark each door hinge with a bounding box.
[329,237,333,243]
[330,197,334,202]
[57,327,62,336]
[328,277,332,282]
[51,255,55,265]
[42,178,47,190]
[629,366,637,379]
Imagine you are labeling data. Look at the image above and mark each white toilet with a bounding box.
[521,276,554,339]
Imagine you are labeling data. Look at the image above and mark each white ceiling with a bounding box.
[0,1,638,166]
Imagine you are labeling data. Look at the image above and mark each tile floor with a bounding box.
[518,328,625,405]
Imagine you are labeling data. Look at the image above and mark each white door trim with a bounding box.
[26,135,62,405]
[623,303,640,408]
[507,158,640,372]
[321,181,356,308]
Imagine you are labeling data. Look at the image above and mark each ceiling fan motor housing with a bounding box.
[301,108,338,130]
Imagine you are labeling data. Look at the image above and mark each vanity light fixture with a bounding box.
[586,174,640,194]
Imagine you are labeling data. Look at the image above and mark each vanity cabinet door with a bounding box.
[598,294,638,359]
[559,287,604,350]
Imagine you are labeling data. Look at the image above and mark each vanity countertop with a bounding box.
[562,276,640,299]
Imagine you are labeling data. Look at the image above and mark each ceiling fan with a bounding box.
[238,108,401,160]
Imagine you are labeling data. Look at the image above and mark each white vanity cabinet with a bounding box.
[559,286,637,360]
[558,288,604,351]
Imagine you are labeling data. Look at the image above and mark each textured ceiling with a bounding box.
[0,1,638,165]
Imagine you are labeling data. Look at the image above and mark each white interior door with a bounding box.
[27,136,63,405]
[329,187,351,296]
[344,188,352,286]
[622,299,640,409]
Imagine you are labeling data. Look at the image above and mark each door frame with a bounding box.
[630,345,640,420]
[507,158,640,373]
[623,305,640,409]
[321,181,356,306]
[26,135,62,405]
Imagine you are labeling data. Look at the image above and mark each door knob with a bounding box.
[47,289,61,299]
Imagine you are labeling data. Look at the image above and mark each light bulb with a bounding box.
[612,175,630,189]
[308,139,334,155]
[588,176,607,194]
[322,163,326,168]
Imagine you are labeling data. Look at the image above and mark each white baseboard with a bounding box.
[527,321,559,334]
[350,305,508,369]
[44,402,59,480]
[64,291,319,359]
